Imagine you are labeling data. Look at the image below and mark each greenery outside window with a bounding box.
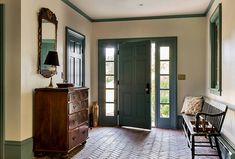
[210,3,222,95]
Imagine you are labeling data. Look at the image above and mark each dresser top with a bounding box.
[35,87,89,92]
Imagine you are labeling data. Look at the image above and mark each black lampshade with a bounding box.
[44,51,60,66]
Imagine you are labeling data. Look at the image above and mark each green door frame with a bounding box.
[98,37,177,128]
[65,26,86,86]
[0,4,5,158]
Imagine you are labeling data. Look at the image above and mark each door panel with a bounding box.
[155,38,177,128]
[119,41,151,129]
[66,28,85,87]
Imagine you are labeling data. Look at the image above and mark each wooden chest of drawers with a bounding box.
[33,87,89,155]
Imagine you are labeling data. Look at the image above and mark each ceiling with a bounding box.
[68,0,212,21]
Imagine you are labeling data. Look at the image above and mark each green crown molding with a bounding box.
[61,0,93,22]
[93,14,205,22]
[61,0,214,22]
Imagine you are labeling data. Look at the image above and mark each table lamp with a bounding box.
[44,51,60,87]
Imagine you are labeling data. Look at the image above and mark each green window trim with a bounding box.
[210,3,222,96]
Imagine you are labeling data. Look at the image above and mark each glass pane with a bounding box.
[160,104,170,118]
[160,76,169,89]
[160,47,170,60]
[106,90,114,102]
[151,42,156,127]
[160,61,169,74]
[106,62,114,75]
[106,76,114,88]
[106,103,114,116]
[106,48,115,61]
[160,90,169,103]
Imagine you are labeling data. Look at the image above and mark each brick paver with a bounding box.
[72,127,219,159]
[35,127,219,159]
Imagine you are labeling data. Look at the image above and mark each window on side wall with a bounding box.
[210,3,222,95]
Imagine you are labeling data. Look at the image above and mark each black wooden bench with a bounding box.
[182,97,228,159]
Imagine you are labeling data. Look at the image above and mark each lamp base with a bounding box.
[48,76,53,88]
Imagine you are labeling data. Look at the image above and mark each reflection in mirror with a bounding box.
[41,20,56,74]
[38,8,58,78]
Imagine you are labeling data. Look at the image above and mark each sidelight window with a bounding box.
[159,46,170,118]
[105,48,115,116]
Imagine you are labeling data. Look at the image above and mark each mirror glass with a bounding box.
[38,8,58,78]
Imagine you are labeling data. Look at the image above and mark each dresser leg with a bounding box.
[82,140,87,145]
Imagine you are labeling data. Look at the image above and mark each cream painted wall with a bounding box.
[3,0,92,141]
[2,0,21,141]
[91,18,207,114]
[206,0,235,145]
[20,0,92,140]
[3,0,234,146]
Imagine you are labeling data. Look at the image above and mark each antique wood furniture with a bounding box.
[33,87,89,156]
[182,97,227,159]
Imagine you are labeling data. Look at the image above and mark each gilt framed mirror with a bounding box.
[38,8,58,78]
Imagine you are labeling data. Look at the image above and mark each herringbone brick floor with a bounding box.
[36,127,219,159]
[72,127,218,159]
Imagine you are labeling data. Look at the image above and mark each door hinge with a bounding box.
[117,80,120,85]
[117,110,120,115]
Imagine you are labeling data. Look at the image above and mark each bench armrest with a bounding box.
[195,112,226,132]
[196,112,225,118]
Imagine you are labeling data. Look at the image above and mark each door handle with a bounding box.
[145,83,150,94]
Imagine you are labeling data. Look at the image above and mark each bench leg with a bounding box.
[191,135,195,159]
[215,136,222,159]
[208,136,213,148]
[187,129,190,148]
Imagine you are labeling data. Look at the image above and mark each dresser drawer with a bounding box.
[69,128,80,150]
[68,99,88,114]
[77,90,88,100]
[69,113,79,130]
[68,102,78,114]
[68,122,88,149]
[68,91,78,103]
[78,110,88,124]
[78,122,88,143]
[69,110,88,130]
[80,99,88,110]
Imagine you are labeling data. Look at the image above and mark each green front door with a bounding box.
[119,41,151,129]
[98,40,151,129]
